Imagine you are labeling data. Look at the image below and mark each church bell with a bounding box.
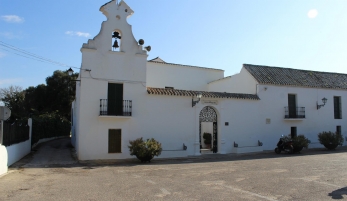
[112,40,119,48]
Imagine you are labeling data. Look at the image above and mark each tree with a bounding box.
[24,84,47,116]
[45,70,78,120]
[0,85,26,121]
[0,70,78,122]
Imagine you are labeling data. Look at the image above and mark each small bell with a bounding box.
[112,40,119,48]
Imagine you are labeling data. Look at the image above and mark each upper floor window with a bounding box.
[112,30,121,51]
[108,83,123,115]
[288,94,297,118]
[334,96,342,119]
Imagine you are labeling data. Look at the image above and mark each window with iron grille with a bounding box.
[334,96,342,119]
[108,129,121,153]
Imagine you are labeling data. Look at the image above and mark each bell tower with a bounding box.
[82,0,148,55]
[79,0,149,83]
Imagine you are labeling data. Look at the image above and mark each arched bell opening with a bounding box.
[199,106,218,153]
[111,30,122,51]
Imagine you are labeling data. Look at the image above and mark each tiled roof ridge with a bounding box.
[147,87,260,100]
[243,63,347,76]
[208,76,232,84]
[147,60,224,71]
[243,64,347,90]
[148,57,166,63]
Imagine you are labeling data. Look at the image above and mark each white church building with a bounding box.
[71,0,347,160]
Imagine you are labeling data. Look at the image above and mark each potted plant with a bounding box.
[318,131,343,150]
[203,133,212,149]
[128,137,162,162]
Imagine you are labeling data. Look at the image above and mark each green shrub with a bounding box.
[318,131,343,146]
[203,133,212,144]
[281,134,309,148]
[128,137,162,160]
[293,135,309,148]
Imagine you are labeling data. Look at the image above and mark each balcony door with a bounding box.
[288,94,297,118]
[108,83,123,115]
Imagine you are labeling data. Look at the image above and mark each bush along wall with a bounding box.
[31,113,71,146]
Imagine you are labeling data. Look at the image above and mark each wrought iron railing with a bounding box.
[100,99,132,116]
[2,120,30,147]
[284,107,305,119]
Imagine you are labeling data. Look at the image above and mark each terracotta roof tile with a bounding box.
[244,64,347,90]
[147,87,260,100]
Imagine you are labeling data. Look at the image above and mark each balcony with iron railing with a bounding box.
[284,107,305,120]
[99,99,132,117]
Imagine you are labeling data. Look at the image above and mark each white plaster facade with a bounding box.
[0,118,32,176]
[72,0,347,161]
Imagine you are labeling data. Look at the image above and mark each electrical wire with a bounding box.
[0,40,81,69]
[0,41,146,87]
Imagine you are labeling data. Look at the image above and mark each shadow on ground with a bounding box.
[328,187,347,199]
[10,137,347,169]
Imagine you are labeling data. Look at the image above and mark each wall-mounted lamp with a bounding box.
[67,68,81,82]
[317,97,327,110]
[192,92,202,107]
[264,87,267,91]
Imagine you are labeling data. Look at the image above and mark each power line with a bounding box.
[0,41,81,69]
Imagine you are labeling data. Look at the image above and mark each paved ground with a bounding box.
[0,138,347,201]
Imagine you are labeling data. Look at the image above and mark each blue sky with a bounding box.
[1,0,347,89]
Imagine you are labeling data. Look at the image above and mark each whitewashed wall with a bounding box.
[256,84,347,149]
[76,87,264,160]
[147,62,224,91]
[0,145,7,176]
[208,67,258,94]
[75,82,347,160]
[0,118,32,176]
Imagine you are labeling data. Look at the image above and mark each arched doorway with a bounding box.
[199,106,218,153]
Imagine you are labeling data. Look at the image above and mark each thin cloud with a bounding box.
[0,78,23,86]
[65,31,91,38]
[307,9,318,19]
[1,15,24,23]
